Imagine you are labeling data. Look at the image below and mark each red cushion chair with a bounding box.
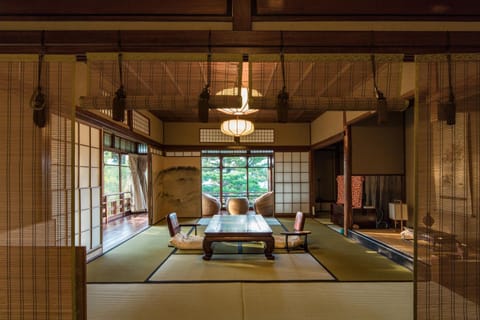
[274,211,311,252]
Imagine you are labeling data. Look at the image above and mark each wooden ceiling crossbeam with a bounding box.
[2,30,480,55]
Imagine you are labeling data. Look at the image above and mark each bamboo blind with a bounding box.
[81,52,244,112]
[415,54,480,320]
[0,55,80,319]
[248,54,407,111]
[80,53,408,114]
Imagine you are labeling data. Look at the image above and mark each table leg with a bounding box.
[264,236,275,260]
[202,238,213,260]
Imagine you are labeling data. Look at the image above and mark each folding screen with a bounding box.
[415,53,480,319]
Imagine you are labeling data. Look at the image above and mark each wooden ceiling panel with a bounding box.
[0,0,230,16]
[255,0,480,17]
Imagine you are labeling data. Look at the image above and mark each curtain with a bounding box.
[364,175,403,223]
[415,53,480,320]
[128,154,148,212]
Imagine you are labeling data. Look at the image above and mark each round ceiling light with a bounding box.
[220,118,255,137]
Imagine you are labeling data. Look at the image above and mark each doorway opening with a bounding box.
[102,133,149,251]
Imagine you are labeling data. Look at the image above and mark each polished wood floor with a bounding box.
[315,211,414,257]
[358,228,413,257]
[102,212,149,252]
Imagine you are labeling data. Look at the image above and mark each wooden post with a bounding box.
[102,195,107,224]
[120,192,125,216]
[343,112,352,236]
[232,0,252,31]
[111,200,117,216]
[75,246,87,320]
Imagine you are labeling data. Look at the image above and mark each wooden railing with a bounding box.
[101,192,132,223]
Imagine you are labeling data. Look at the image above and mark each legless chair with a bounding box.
[166,212,203,249]
[253,191,274,216]
[274,211,311,252]
[226,197,250,215]
[202,193,221,217]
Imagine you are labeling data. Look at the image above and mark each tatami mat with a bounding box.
[149,253,334,282]
[87,224,174,283]
[87,283,245,320]
[87,282,413,320]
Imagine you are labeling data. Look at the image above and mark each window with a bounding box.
[103,133,142,221]
[137,143,148,154]
[103,151,120,195]
[201,151,273,207]
[132,111,150,136]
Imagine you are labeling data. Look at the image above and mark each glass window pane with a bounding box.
[223,156,246,167]
[248,168,269,202]
[138,143,148,154]
[248,168,269,195]
[103,133,111,147]
[222,168,247,197]
[202,157,220,168]
[104,165,119,195]
[104,151,119,165]
[114,136,120,149]
[202,168,220,196]
[248,156,269,167]
[121,166,132,193]
[120,154,129,166]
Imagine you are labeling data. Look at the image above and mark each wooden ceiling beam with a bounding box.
[2,30,480,55]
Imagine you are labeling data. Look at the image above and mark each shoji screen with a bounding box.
[75,122,102,260]
[274,151,310,215]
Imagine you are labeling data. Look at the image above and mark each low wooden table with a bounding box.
[203,214,274,260]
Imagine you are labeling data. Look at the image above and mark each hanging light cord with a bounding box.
[200,50,211,99]
[30,32,46,112]
[276,32,289,123]
[371,54,385,100]
[444,32,456,125]
[118,52,124,90]
[31,31,47,128]
[447,54,455,102]
[115,51,126,98]
[279,33,288,98]
[112,41,127,122]
[30,54,46,111]
[198,31,212,122]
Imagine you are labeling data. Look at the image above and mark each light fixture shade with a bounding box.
[216,87,259,115]
[220,119,255,137]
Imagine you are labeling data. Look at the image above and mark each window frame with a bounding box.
[201,150,274,207]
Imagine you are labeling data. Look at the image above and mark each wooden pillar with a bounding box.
[232,0,251,31]
[343,112,352,236]
[75,246,87,320]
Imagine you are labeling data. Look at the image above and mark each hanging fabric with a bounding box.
[128,154,148,212]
